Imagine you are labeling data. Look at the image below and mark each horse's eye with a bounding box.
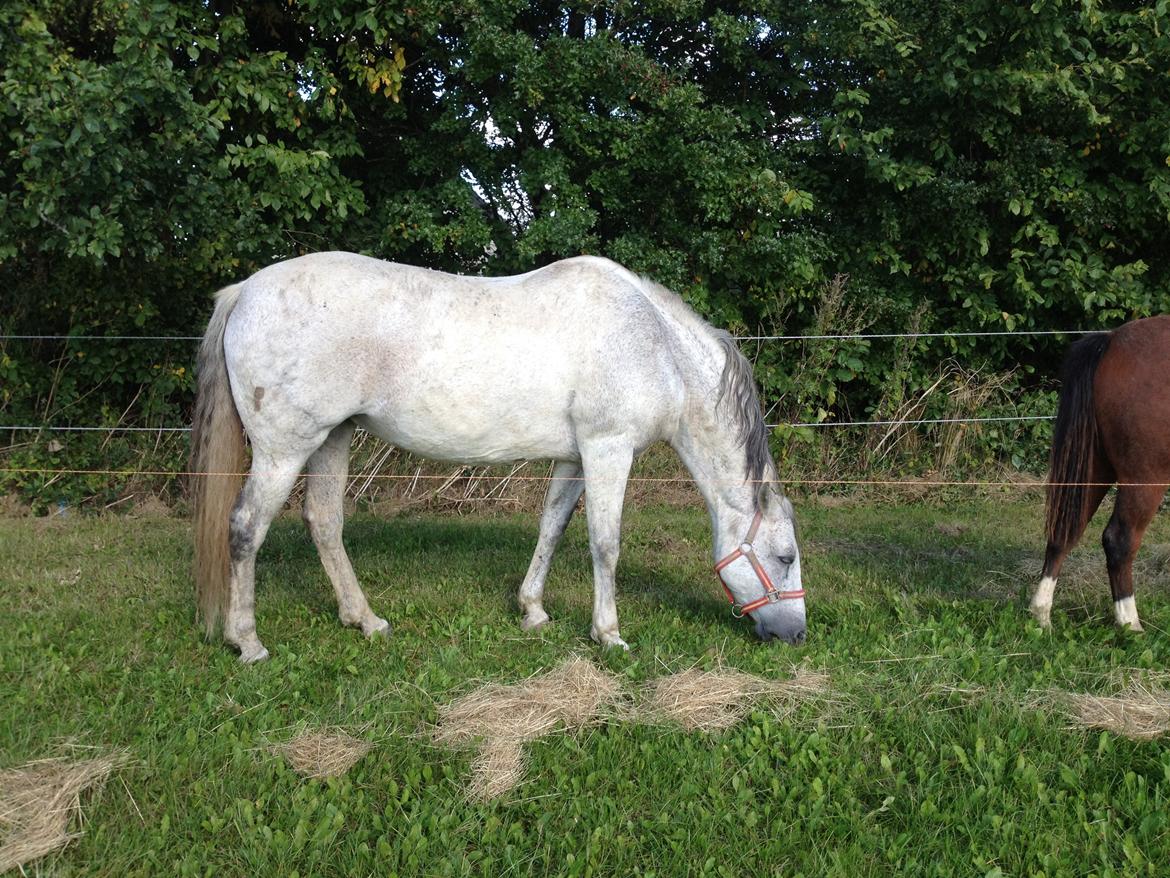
[778,554,795,566]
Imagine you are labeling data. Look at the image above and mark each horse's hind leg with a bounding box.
[518,461,585,631]
[1032,480,1109,627]
[302,422,390,639]
[226,450,310,663]
[1102,483,1166,632]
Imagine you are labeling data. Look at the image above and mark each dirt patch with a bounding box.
[934,522,969,537]
[0,493,31,518]
[128,495,173,519]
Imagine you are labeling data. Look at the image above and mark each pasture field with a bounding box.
[2,495,1169,877]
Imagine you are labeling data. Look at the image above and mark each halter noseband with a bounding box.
[713,508,805,618]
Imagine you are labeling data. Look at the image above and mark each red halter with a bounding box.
[714,509,805,618]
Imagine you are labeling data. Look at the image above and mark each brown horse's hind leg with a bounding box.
[1032,481,1109,628]
[302,422,390,639]
[1102,483,1167,632]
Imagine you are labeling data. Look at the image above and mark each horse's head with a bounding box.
[714,488,806,645]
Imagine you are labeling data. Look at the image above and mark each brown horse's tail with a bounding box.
[1045,331,1112,550]
[189,283,246,638]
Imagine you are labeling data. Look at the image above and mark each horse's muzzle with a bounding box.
[755,618,806,645]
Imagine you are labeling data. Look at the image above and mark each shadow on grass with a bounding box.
[253,513,742,634]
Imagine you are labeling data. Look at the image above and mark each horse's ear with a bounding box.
[756,482,777,512]
[755,481,770,513]
[758,482,794,519]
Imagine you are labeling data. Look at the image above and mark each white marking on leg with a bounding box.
[1030,576,1056,628]
[1114,596,1143,631]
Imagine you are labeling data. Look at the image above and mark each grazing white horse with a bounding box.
[191,252,806,662]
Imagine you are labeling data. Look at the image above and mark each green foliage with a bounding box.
[3,1,1169,504]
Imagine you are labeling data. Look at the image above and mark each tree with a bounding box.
[2,0,1168,505]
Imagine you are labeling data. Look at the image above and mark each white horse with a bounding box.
[191,252,806,662]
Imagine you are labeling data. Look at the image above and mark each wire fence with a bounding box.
[0,327,1067,433]
[0,329,1097,343]
[1,325,1071,491]
[2,466,1162,490]
[0,414,1056,434]
[0,334,203,341]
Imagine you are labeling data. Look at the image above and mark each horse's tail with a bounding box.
[190,283,246,639]
[1045,331,1111,550]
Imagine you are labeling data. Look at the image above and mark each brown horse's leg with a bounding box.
[1102,483,1167,632]
[1032,462,1110,627]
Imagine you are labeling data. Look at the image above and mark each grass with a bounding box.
[2,494,1170,876]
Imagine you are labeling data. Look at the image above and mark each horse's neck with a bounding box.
[669,365,758,554]
[672,418,755,508]
[645,289,761,546]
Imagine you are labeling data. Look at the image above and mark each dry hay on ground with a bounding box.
[433,659,831,799]
[1054,682,1170,741]
[467,739,529,802]
[275,728,374,779]
[633,665,830,732]
[432,657,623,801]
[434,657,623,747]
[1017,543,1170,591]
[0,752,127,873]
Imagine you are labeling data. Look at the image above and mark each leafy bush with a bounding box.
[3,1,1167,506]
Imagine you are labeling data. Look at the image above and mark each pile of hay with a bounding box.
[0,753,127,873]
[433,657,623,801]
[432,658,831,800]
[1059,682,1170,741]
[634,665,830,732]
[275,728,374,779]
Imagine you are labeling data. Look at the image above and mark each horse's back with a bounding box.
[1095,315,1170,477]
[221,252,685,462]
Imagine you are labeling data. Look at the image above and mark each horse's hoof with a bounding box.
[239,644,270,664]
[1029,608,1057,627]
[591,629,629,651]
[364,617,392,639]
[521,610,550,631]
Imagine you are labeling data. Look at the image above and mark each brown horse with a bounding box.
[1031,315,1170,631]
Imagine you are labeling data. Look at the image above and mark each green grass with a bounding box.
[2,496,1169,877]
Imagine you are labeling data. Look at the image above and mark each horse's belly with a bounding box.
[353,404,578,464]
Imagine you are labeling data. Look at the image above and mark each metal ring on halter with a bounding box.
[714,509,805,617]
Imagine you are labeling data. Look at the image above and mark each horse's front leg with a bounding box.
[580,440,635,650]
[518,461,584,631]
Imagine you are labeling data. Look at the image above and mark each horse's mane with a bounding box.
[634,275,772,494]
[712,330,771,491]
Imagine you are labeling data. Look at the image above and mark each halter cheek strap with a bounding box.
[714,509,805,618]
